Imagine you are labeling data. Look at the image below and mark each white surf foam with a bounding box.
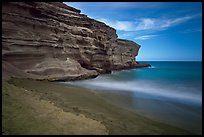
[62,79,202,105]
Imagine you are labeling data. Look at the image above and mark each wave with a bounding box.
[62,79,202,105]
[150,66,156,68]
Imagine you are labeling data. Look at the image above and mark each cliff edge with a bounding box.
[2,2,150,81]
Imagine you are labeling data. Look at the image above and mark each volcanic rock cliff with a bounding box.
[2,2,150,81]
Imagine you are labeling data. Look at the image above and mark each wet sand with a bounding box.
[2,78,193,135]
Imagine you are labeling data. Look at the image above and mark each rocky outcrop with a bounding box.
[2,2,150,81]
[111,39,140,69]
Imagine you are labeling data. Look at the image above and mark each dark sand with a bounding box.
[2,78,193,135]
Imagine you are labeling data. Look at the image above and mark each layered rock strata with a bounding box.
[2,2,150,81]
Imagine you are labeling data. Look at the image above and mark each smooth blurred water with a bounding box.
[61,61,202,134]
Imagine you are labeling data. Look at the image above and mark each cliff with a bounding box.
[2,2,150,81]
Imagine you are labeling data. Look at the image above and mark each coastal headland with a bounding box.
[2,2,192,135]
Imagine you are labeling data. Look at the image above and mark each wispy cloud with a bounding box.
[98,18,134,31]
[98,14,200,32]
[135,35,158,40]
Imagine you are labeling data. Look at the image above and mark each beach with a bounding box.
[2,2,201,135]
[2,77,192,135]
[62,61,202,134]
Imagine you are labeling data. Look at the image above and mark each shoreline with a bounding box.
[2,78,193,135]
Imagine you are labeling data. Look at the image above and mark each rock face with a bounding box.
[2,2,150,81]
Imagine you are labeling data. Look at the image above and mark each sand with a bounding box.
[2,78,193,135]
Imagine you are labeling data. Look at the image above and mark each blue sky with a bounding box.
[64,2,202,61]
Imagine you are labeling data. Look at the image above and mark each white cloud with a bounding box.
[98,18,134,31]
[97,14,200,32]
[135,18,156,30]
[134,15,195,31]
[159,16,194,28]
[135,35,157,40]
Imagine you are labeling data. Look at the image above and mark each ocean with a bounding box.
[62,61,202,134]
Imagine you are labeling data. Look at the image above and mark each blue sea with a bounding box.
[62,61,202,134]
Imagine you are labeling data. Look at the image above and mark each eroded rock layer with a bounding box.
[2,2,149,81]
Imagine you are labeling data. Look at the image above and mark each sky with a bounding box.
[64,2,202,61]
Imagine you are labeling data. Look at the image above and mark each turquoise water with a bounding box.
[62,61,202,134]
